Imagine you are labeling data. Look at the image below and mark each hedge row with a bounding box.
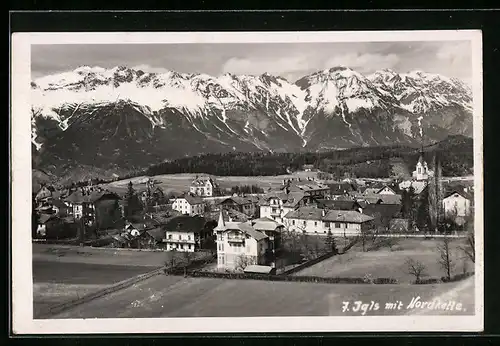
[168,270,399,285]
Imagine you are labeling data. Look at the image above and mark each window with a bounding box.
[303,221,306,226]
[335,222,341,228]
[314,221,318,227]
[188,244,191,250]
[188,235,191,240]
[168,234,172,240]
[292,220,295,225]
[178,235,182,240]
[181,244,184,250]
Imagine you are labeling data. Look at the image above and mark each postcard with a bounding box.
[11,29,483,334]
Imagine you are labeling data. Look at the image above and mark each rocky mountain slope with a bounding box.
[31,65,473,178]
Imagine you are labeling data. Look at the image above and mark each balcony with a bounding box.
[163,238,196,244]
[270,209,281,216]
[227,236,245,243]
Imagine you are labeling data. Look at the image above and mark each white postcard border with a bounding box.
[11,30,484,334]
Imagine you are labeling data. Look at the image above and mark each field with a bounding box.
[50,274,475,319]
[33,244,166,318]
[103,171,320,195]
[294,238,471,283]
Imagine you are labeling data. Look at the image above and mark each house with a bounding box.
[398,180,428,195]
[244,265,276,275]
[283,206,374,236]
[65,189,121,228]
[189,176,218,197]
[35,185,55,203]
[139,227,166,249]
[442,189,473,218]
[302,164,315,172]
[313,199,363,212]
[218,196,257,217]
[362,204,402,231]
[412,152,435,181]
[251,217,285,254]
[50,199,71,216]
[171,194,205,216]
[36,214,75,239]
[124,222,147,237]
[328,182,356,198]
[376,185,398,195]
[213,212,270,271]
[259,191,310,223]
[282,180,330,198]
[162,215,212,252]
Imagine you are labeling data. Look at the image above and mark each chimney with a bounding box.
[321,209,325,217]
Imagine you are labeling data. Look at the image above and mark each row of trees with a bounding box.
[230,184,265,195]
[144,138,473,179]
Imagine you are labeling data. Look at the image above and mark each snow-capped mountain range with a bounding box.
[31,65,473,175]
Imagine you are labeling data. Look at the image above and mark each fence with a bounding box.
[281,251,336,275]
[36,267,165,319]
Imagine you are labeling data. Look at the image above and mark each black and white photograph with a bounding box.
[11,30,483,333]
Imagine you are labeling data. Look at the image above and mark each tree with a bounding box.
[416,188,431,233]
[124,181,143,218]
[405,257,427,283]
[459,229,475,264]
[182,251,195,277]
[324,230,338,254]
[164,249,179,273]
[437,236,455,281]
[32,195,39,239]
[234,254,254,272]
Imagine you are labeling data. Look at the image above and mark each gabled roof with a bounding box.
[51,199,69,209]
[284,207,323,220]
[362,204,402,219]
[377,194,402,205]
[163,215,208,234]
[191,176,215,186]
[145,227,165,242]
[329,182,356,195]
[251,217,283,231]
[178,194,204,205]
[323,210,374,223]
[444,189,473,200]
[399,180,428,195]
[282,191,307,208]
[65,190,120,204]
[237,223,268,241]
[219,196,252,205]
[315,199,361,210]
[38,214,59,224]
[127,223,147,231]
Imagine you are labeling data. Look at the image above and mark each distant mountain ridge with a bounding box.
[31,65,473,178]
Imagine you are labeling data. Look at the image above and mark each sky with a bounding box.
[31,41,472,84]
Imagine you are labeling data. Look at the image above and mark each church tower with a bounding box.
[412,149,434,181]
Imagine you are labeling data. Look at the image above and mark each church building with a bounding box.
[412,152,434,181]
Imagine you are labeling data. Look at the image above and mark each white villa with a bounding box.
[213,211,270,271]
[190,176,218,197]
[259,191,309,223]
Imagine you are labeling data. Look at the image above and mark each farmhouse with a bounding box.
[442,189,473,218]
[171,194,205,216]
[189,176,218,197]
[283,180,330,198]
[50,198,71,217]
[163,215,212,252]
[283,206,374,236]
[213,212,270,271]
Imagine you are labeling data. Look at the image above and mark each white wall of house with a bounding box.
[190,180,214,197]
[172,198,204,216]
[283,216,364,236]
[443,193,471,217]
[164,230,196,252]
[216,230,268,270]
[378,187,396,195]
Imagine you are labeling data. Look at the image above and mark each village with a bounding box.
[33,151,475,277]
